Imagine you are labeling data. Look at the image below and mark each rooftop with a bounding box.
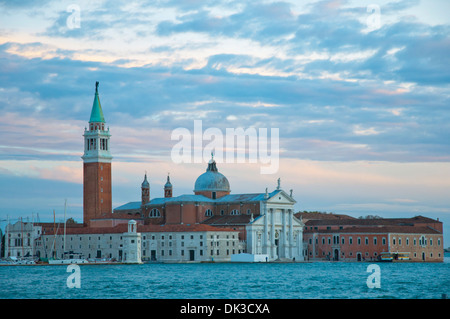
[89,81,105,123]
[113,190,285,212]
[304,225,442,235]
[43,223,238,235]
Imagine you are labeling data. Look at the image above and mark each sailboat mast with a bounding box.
[6,214,9,258]
[63,199,67,258]
[20,217,24,258]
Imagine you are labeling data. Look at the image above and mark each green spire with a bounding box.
[89,81,105,123]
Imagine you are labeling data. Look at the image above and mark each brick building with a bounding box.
[299,213,444,262]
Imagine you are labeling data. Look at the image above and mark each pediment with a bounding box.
[267,190,296,204]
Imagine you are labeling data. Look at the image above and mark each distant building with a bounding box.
[4,220,43,259]
[299,213,444,262]
[34,222,242,263]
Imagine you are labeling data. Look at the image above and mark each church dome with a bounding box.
[194,159,230,193]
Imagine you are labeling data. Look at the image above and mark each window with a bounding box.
[212,192,216,199]
[149,208,161,217]
[247,209,251,215]
[220,210,224,215]
[349,237,353,245]
[341,237,345,245]
[230,209,240,215]
[365,237,369,245]
[357,237,361,245]
[374,237,377,245]
[382,237,386,245]
[205,209,213,217]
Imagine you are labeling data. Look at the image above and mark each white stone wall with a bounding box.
[36,229,241,263]
[37,233,124,260]
[141,231,241,262]
[246,197,304,261]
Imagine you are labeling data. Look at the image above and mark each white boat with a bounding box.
[1,257,36,265]
[48,258,88,264]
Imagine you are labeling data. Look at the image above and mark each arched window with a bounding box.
[149,208,161,218]
[205,209,213,217]
[230,209,240,215]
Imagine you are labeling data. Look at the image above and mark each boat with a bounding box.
[0,257,36,265]
[48,251,89,264]
[46,200,89,265]
[379,252,410,262]
[48,258,88,265]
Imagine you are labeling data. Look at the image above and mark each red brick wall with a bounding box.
[304,232,389,261]
[83,162,112,226]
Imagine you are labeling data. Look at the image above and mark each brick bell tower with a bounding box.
[82,81,113,227]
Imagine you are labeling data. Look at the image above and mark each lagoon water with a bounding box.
[1,254,449,299]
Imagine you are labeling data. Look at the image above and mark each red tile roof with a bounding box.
[44,223,237,235]
[304,215,441,226]
[304,225,441,235]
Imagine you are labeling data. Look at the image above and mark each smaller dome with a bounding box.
[141,173,149,188]
[164,175,172,188]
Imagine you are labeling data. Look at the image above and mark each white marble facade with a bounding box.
[246,189,304,261]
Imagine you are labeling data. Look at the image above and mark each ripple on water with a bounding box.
[1,261,449,299]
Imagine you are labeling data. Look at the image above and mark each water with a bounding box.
[1,256,449,299]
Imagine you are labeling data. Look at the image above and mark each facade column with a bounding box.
[289,209,294,258]
[263,202,269,255]
[270,208,276,259]
[281,208,286,258]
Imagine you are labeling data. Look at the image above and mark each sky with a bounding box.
[0,0,449,246]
